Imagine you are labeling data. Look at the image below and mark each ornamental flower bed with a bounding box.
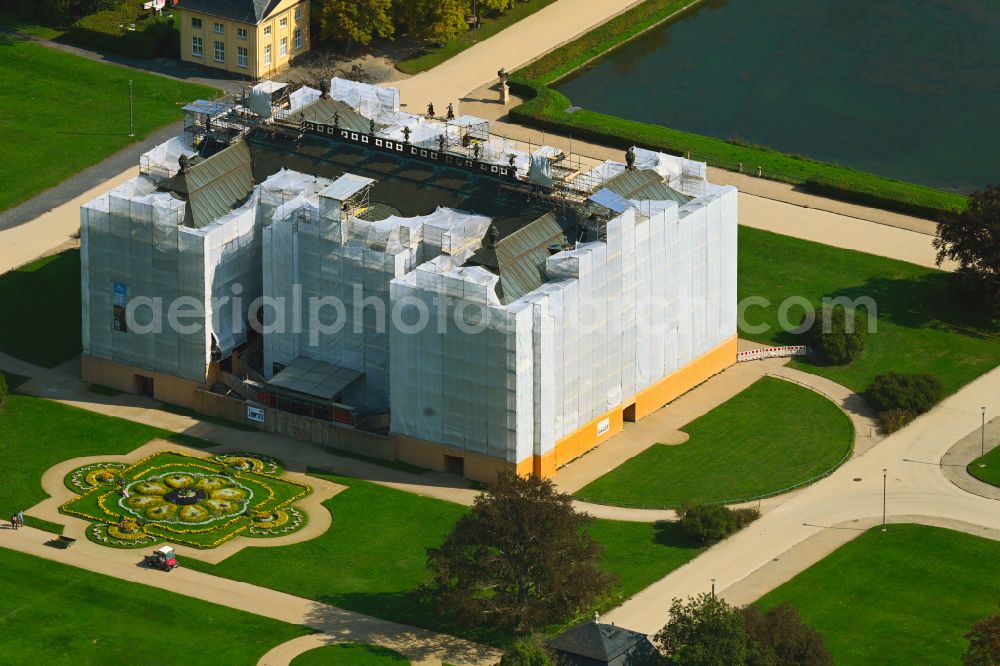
[61,451,310,549]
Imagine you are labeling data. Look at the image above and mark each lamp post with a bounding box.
[711,578,716,598]
[981,407,987,466]
[881,468,887,532]
[128,80,134,137]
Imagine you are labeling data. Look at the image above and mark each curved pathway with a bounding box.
[939,415,1000,501]
[605,363,1000,634]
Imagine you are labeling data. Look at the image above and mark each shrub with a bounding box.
[65,3,178,59]
[742,603,832,666]
[878,408,915,434]
[868,372,944,415]
[677,502,759,545]
[499,636,554,666]
[801,306,869,365]
[963,612,1000,666]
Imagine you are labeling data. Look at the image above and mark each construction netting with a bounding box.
[262,183,493,413]
[330,77,399,118]
[139,136,197,183]
[389,186,738,465]
[579,147,717,198]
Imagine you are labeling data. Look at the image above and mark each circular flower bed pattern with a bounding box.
[61,451,310,549]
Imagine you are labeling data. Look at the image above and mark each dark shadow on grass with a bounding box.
[832,273,998,337]
[652,519,702,549]
[305,592,510,656]
[56,131,132,136]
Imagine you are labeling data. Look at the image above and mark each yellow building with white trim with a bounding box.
[177,0,310,78]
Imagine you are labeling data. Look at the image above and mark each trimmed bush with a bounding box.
[801,307,869,365]
[877,408,915,434]
[64,3,178,59]
[868,372,944,415]
[677,502,759,545]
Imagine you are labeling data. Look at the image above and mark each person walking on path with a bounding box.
[17,510,24,527]
[10,514,18,530]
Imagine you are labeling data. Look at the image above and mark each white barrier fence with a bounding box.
[737,345,809,362]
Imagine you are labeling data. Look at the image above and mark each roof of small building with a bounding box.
[160,140,255,227]
[177,0,280,24]
[546,621,654,664]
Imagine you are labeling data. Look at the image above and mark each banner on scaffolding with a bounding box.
[737,346,809,362]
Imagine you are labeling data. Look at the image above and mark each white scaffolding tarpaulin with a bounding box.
[329,78,399,118]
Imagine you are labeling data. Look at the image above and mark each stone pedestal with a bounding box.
[500,83,510,106]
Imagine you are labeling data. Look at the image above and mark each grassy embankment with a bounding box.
[508,0,967,219]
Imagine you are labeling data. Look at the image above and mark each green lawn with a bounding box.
[185,473,701,644]
[575,377,853,508]
[0,549,309,664]
[395,0,560,74]
[0,392,168,517]
[0,40,216,212]
[757,524,1000,665]
[968,445,1000,487]
[739,227,1000,395]
[291,643,409,665]
[0,251,81,367]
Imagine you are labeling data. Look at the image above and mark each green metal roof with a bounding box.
[494,212,570,304]
[185,140,255,228]
[296,97,373,134]
[605,168,691,205]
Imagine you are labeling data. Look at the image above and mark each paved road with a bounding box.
[605,362,1000,633]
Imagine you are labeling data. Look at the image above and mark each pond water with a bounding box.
[555,0,1000,192]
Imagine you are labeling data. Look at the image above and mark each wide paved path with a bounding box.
[605,362,1000,633]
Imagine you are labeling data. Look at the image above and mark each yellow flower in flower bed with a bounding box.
[146,503,178,521]
[164,474,194,489]
[61,450,311,549]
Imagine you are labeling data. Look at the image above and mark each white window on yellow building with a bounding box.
[279,36,287,57]
[280,17,287,28]
[237,46,248,68]
[295,6,302,19]
[192,36,203,57]
[264,25,271,36]
[294,28,302,50]
[237,27,247,39]
[214,41,224,62]
[213,22,224,34]
[264,44,272,65]
[191,17,202,28]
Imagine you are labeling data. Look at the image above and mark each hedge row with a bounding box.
[63,3,177,59]
[509,0,968,220]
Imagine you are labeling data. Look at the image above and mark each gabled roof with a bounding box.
[296,97,373,134]
[493,212,572,304]
[605,168,691,205]
[160,140,255,228]
[547,621,654,664]
[177,0,280,24]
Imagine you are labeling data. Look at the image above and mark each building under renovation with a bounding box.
[80,79,737,481]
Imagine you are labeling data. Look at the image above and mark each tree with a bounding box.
[801,306,869,365]
[935,184,1000,312]
[676,502,760,546]
[742,604,832,666]
[316,0,393,51]
[655,594,748,666]
[426,472,613,632]
[963,613,1000,666]
[396,0,469,44]
[0,371,7,407]
[499,635,554,666]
